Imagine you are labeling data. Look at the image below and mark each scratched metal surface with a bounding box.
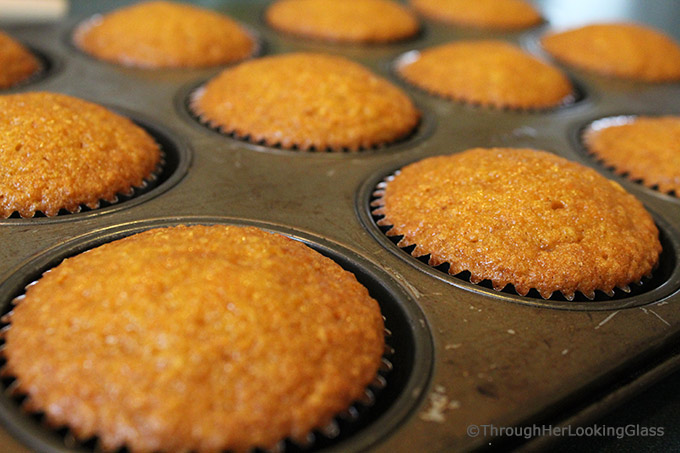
[0,1,679,452]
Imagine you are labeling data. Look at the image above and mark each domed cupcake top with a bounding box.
[4,225,385,452]
[541,23,680,81]
[397,40,574,110]
[73,1,255,68]
[192,52,420,151]
[0,92,160,218]
[266,0,420,43]
[374,148,661,299]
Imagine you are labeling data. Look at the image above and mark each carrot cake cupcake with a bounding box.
[583,115,680,195]
[541,23,680,82]
[0,30,40,88]
[397,40,574,109]
[266,0,420,43]
[373,148,661,299]
[192,52,420,151]
[410,0,542,30]
[0,92,160,218]
[73,1,255,68]
[3,225,385,452]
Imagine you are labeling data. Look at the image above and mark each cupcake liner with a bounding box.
[371,171,656,302]
[188,86,421,153]
[393,50,582,113]
[3,151,165,219]
[0,274,395,453]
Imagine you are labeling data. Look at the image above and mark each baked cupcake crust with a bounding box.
[192,52,420,151]
[584,116,680,195]
[0,92,161,218]
[266,0,420,43]
[73,1,255,68]
[397,40,573,109]
[4,225,385,452]
[374,148,661,299]
[410,0,542,30]
[0,30,40,88]
[541,23,680,82]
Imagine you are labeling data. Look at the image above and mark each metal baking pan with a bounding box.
[0,0,679,451]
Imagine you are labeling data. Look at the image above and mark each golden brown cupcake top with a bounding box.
[73,1,255,68]
[266,0,420,43]
[5,225,385,452]
[584,116,680,195]
[541,23,680,82]
[192,52,420,151]
[374,148,661,299]
[410,0,542,30]
[0,30,40,88]
[0,92,160,218]
[397,40,573,109]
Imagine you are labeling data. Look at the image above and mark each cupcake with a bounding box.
[373,148,661,299]
[397,40,574,110]
[3,225,385,452]
[191,52,420,151]
[410,0,542,30]
[73,1,255,68]
[0,30,40,88]
[0,92,161,218]
[541,23,680,82]
[265,0,420,43]
[583,115,680,196]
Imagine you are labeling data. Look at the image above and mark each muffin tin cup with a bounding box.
[0,217,433,453]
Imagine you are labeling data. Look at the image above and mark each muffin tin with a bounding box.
[0,0,679,451]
